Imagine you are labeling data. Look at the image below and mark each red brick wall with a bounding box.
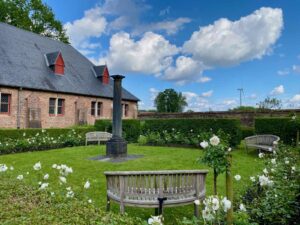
[0,87,138,128]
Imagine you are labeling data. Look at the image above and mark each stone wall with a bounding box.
[138,109,300,126]
[0,86,137,128]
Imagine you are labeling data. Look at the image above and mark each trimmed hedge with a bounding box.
[255,118,300,144]
[241,126,255,139]
[142,118,242,146]
[0,127,96,142]
[94,120,141,143]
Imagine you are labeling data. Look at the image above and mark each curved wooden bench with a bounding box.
[85,131,112,145]
[244,134,280,153]
[104,170,208,217]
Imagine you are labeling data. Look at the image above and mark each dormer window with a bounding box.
[92,65,110,84]
[45,51,65,75]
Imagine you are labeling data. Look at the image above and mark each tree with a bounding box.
[0,0,69,43]
[154,89,187,112]
[257,97,282,110]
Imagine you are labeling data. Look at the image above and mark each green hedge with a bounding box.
[94,120,141,143]
[0,127,96,142]
[241,126,255,139]
[142,118,242,146]
[255,118,300,144]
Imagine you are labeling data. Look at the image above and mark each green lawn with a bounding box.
[0,144,264,224]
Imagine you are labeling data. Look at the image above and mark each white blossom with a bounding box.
[202,209,214,221]
[234,174,241,181]
[0,164,8,172]
[194,199,200,205]
[273,141,278,145]
[258,153,264,158]
[285,160,289,164]
[59,176,67,184]
[66,190,74,198]
[271,158,276,164]
[292,166,296,171]
[221,197,231,212]
[51,192,55,196]
[239,203,246,211]
[200,141,209,149]
[210,135,220,146]
[250,176,256,182]
[259,175,273,186]
[33,162,41,170]
[10,166,14,171]
[43,174,49,180]
[52,164,57,169]
[17,175,24,180]
[148,215,163,225]
[39,183,49,190]
[212,197,219,210]
[263,168,268,174]
[84,180,90,189]
[88,199,92,203]
[228,147,232,152]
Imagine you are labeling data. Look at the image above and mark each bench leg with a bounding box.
[194,203,199,218]
[120,203,125,214]
[106,196,110,212]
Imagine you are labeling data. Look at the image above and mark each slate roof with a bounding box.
[0,22,139,102]
[45,51,61,66]
[93,65,106,78]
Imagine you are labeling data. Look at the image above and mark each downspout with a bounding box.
[17,87,22,129]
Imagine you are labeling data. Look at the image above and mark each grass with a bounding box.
[0,144,264,224]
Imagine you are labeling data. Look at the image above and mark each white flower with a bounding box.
[202,209,214,221]
[194,199,200,205]
[268,147,272,152]
[51,192,55,196]
[209,135,220,146]
[66,186,72,191]
[258,153,264,158]
[271,168,275,172]
[228,147,232,152]
[234,175,241,181]
[250,176,256,182]
[66,190,74,198]
[239,203,246,211]
[43,174,49,180]
[26,172,29,175]
[200,141,209,149]
[88,199,92,203]
[263,168,268,174]
[273,141,278,145]
[221,197,231,212]
[285,160,289,164]
[52,164,57,169]
[10,166,14,171]
[84,181,90,189]
[38,181,42,185]
[271,158,276,164]
[0,164,8,172]
[17,175,23,180]
[33,162,41,170]
[23,132,26,137]
[212,197,220,211]
[148,216,163,225]
[39,183,49,190]
[292,115,296,120]
[59,176,67,184]
[259,175,273,186]
[292,166,296,171]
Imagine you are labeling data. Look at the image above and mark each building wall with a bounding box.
[0,86,138,128]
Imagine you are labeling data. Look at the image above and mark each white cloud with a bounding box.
[64,7,107,52]
[248,93,257,99]
[163,56,205,84]
[198,76,212,83]
[159,6,171,16]
[270,85,284,95]
[149,88,159,101]
[99,32,179,74]
[133,18,191,36]
[290,94,300,103]
[183,7,283,67]
[277,69,290,76]
[201,90,213,97]
[292,65,300,73]
[223,100,237,106]
[182,92,211,111]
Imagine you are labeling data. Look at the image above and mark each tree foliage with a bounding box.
[154,89,187,112]
[230,106,256,112]
[257,97,282,110]
[0,0,69,43]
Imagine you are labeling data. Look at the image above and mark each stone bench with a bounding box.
[85,131,112,145]
[244,134,280,153]
[104,170,208,217]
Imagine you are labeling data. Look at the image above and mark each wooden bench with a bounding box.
[244,134,280,153]
[104,170,208,217]
[85,131,112,145]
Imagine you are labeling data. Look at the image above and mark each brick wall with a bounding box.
[0,86,137,128]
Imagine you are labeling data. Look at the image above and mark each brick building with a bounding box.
[0,23,139,128]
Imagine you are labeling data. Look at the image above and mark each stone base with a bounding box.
[106,136,127,158]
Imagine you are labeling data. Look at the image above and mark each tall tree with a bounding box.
[0,0,69,43]
[154,89,187,112]
[257,97,282,110]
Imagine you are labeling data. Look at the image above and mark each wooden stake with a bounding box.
[226,154,233,225]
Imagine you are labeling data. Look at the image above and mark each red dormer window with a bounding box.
[45,51,65,75]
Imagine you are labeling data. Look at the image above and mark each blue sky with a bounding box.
[44,0,300,111]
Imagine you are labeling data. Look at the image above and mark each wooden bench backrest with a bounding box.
[104,170,208,201]
[245,135,280,145]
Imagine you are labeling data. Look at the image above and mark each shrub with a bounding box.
[241,145,300,224]
[142,118,242,146]
[255,117,300,144]
[94,119,141,143]
[241,126,255,139]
